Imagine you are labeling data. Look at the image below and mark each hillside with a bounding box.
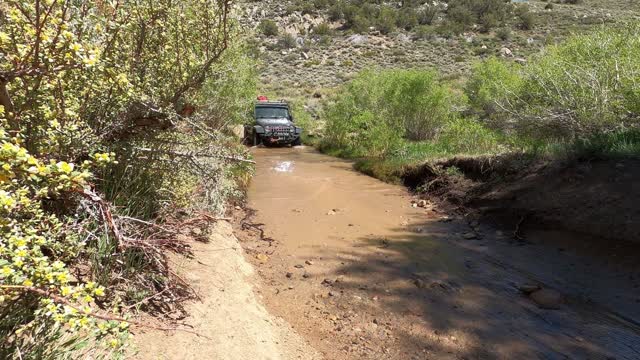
[240,0,640,97]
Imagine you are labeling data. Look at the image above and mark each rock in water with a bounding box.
[463,232,477,240]
[529,288,563,309]
[518,283,542,295]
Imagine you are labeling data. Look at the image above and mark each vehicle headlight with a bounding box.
[265,126,271,132]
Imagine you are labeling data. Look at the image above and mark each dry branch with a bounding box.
[134,147,255,164]
[0,285,211,340]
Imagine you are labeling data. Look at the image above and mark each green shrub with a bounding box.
[465,57,523,115]
[313,22,334,36]
[515,5,536,30]
[414,25,436,40]
[376,6,398,34]
[397,8,419,30]
[469,24,640,142]
[447,0,512,32]
[258,19,279,36]
[352,13,372,34]
[278,34,298,49]
[318,35,333,46]
[321,69,459,158]
[328,2,346,21]
[447,6,475,32]
[436,118,503,154]
[418,6,438,25]
[495,27,511,41]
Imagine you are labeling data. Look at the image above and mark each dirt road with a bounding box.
[236,146,640,359]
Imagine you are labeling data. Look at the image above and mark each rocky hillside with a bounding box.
[239,0,640,97]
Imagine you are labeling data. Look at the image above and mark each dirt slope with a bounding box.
[236,146,640,359]
[134,221,319,360]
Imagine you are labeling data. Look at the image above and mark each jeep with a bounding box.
[245,98,302,146]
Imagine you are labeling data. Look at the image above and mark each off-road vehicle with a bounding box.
[245,97,302,146]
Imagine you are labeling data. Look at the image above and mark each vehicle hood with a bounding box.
[256,118,294,127]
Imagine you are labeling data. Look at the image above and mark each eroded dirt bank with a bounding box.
[236,146,640,359]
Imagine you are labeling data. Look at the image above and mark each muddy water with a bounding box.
[248,147,435,256]
[246,147,640,360]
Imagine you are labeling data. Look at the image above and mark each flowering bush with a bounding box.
[0,114,129,354]
[0,0,247,357]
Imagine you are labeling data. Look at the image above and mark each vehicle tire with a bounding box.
[253,132,261,147]
[292,137,302,146]
[242,126,251,146]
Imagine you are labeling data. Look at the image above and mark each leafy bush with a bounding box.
[258,19,279,36]
[465,57,523,115]
[397,8,419,30]
[446,0,512,32]
[0,0,253,357]
[313,23,334,36]
[376,6,398,34]
[436,118,504,154]
[418,6,439,25]
[495,27,512,41]
[515,5,536,30]
[328,2,346,21]
[278,33,298,49]
[467,24,640,141]
[414,25,437,40]
[321,69,459,157]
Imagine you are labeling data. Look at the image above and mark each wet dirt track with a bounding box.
[240,146,640,360]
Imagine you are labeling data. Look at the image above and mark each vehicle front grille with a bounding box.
[268,126,293,136]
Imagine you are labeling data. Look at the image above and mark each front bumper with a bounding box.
[262,126,300,144]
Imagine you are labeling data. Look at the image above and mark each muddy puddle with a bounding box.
[243,147,640,359]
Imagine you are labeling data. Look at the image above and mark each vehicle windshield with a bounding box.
[256,107,289,119]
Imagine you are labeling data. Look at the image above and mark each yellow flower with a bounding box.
[61,286,73,296]
[109,339,119,348]
[83,55,98,67]
[56,161,74,174]
[56,272,69,282]
[69,43,82,53]
[1,266,14,276]
[94,287,105,297]
[0,32,9,45]
[116,73,129,86]
[23,279,33,286]
[62,30,73,40]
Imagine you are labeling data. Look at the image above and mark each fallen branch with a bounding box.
[134,147,255,164]
[514,216,526,241]
[0,285,211,340]
[79,187,124,249]
[117,215,176,234]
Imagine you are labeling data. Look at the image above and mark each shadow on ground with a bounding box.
[313,218,640,359]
